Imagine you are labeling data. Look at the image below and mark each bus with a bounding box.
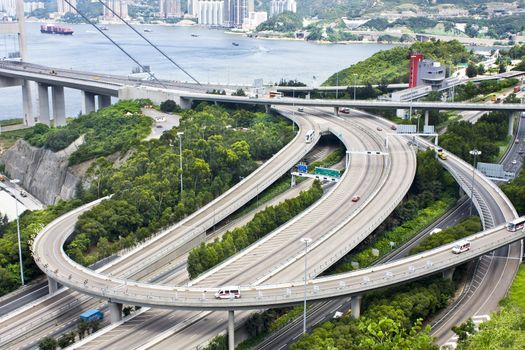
[452,240,471,254]
[305,129,315,143]
[506,217,525,232]
[215,287,241,299]
[269,91,283,99]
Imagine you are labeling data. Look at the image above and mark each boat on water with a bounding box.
[40,24,74,35]
[99,25,109,31]
[191,33,199,37]
[232,42,239,46]
[144,28,153,33]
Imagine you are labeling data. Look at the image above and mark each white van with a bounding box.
[215,287,241,299]
[452,240,471,254]
[305,129,315,143]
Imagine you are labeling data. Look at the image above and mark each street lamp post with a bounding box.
[300,237,312,334]
[336,71,339,99]
[353,74,358,101]
[177,132,184,195]
[469,149,482,216]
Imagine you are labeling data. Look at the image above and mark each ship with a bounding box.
[232,42,239,46]
[191,33,199,37]
[40,24,74,35]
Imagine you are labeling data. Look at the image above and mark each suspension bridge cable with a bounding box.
[62,0,167,88]
[97,0,201,85]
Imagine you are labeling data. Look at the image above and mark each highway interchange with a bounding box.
[4,107,512,350]
[0,61,523,348]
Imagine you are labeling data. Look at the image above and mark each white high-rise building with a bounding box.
[198,0,223,26]
[103,0,128,19]
[159,0,182,17]
[188,0,199,17]
[0,0,16,17]
[242,11,266,30]
[270,0,296,17]
[56,0,77,15]
[222,0,252,27]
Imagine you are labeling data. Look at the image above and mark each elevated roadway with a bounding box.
[0,112,318,348]
[30,109,518,313]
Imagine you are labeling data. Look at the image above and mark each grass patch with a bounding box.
[0,118,23,127]
[505,265,525,310]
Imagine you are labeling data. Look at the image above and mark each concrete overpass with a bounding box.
[29,108,519,348]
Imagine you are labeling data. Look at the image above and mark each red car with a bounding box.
[351,195,360,202]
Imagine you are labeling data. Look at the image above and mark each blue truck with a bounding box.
[79,309,104,322]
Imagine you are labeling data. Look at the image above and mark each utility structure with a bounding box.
[0,0,33,126]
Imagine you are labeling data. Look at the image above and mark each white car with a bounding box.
[512,160,517,165]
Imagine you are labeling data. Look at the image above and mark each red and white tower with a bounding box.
[409,53,423,88]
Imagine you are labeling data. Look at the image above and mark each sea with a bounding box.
[0,22,397,120]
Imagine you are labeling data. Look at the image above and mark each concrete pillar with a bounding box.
[81,91,96,115]
[22,80,34,126]
[334,106,339,116]
[47,276,58,294]
[51,86,66,127]
[109,302,123,323]
[291,174,296,187]
[424,110,429,126]
[228,310,235,350]
[265,104,270,113]
[179,97,193,109]
[434,135,439,146]
[97,95,111,110]
[351,295,362,319]
[37,83,50,126]
[442,267,455,281]
[508,113,515,136]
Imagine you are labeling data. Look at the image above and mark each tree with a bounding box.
[465,24,479,38]
[39,336,58,350]
[453,318,476,343]
[57,332,76,348]
[231,88,246,96]
[466,63,478,78]
[159,99,181,113]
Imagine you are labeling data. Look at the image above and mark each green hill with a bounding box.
[323,40,472,86]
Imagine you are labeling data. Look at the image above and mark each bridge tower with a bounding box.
[0,0,34,126]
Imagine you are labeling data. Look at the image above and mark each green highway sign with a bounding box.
[314,167,341,178]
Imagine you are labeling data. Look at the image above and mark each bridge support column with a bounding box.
[291,174,296,187]
[22,80,34,126]
[97,95,111,110]
[51,86,66,127]
[81,91,96,115]
[47,276,58,294]
[424,110,429,126]
[434,135,439,146]
[508,113,515,136]
[351,295,362,319]
[109,302,123,323]
[265,104,270,113]
[442,267,455,281]
[334,106,339,116]
[228,310,235,350]
[37,83,51,126]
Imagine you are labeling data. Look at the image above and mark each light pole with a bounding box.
[2,180,24,285]
[469,149,482,216]
[300,237,312,335]
[353,74,358,101]
[177,132,184,195]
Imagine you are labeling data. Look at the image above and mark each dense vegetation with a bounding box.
[187,180,323,279]
[290,278,454,350]
[455,265,525,349]
[440,111,510,163]
[66,104,294,266]
[409,217,481,255]
[502,169,525,216]
[324,40,472,85]
[24,100,152,165]
[454,78,519,101]
[256,11,303,32]
[0,199,85,295]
